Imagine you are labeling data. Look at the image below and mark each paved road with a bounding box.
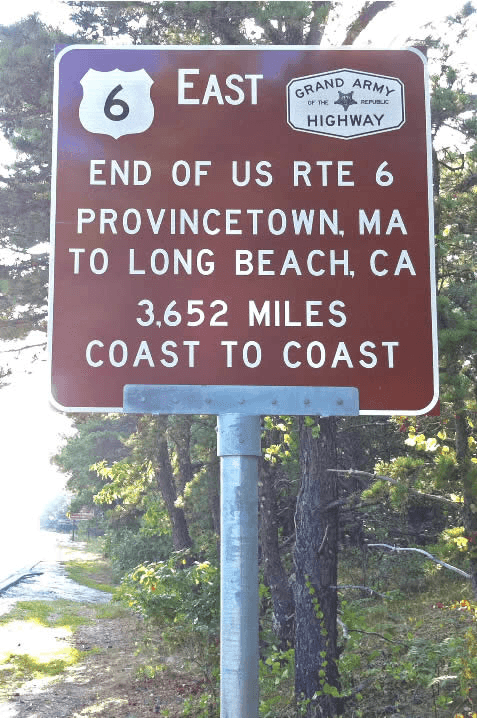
[0,527,57,589]
[0,563,42,594]
[0,531,111,615]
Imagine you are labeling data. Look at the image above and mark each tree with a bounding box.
[137,416,193,552]
[294,417,343,715]
[52,413,137,513]
[0,16,73,341]
[425,14,477,592]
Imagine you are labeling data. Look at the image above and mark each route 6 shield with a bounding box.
[79,68,154,139]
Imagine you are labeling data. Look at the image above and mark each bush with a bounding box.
[116,550,220,694]
[103,528,172,579]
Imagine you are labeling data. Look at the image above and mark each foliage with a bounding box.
[52,414,137,514]
[103,527,172,579]
[259,647,295,717]
[64,558,117,593]
[115,550,221,715]
[116,551,220,675]
[0,16,73,340]
[336,553,477,717]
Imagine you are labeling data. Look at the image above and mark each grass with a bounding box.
[335,551,477,718]
[64,558,116,593]
[0,540,119,700]
[0,598,92,629]
[0,599,94,698]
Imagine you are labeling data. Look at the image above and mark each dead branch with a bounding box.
[343,627,408,647]
[337,617,349,640]
[367,543,470,580]
[0,341,47,354]
[330,585,388,599]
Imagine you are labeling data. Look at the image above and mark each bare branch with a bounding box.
[317,524,329,555]
[367,543,471,580]
[0,341,46,354]
[439,154,465,172]
[344,626,408,646]
[331,585,388,599]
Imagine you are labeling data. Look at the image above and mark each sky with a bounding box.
[0,0,476,555]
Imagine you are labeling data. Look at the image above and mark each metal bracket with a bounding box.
[124,385,359,416]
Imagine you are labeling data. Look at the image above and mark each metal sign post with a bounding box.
[217,414,261,718]
[51,44,437,718]
[124,385,359,717]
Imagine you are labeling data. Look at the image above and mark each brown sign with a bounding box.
[49,47,438,415]
[69,513,94,521]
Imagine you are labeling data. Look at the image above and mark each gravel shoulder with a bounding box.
[0,537,201,718]
[5,611,196,717]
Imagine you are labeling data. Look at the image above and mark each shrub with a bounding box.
[116,550,220,689]
[103,528,172,579]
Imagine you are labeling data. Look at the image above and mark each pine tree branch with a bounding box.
[328,469,457,506]
[455,173,477,191]
[439,154,465,172]
[342,1,394,45]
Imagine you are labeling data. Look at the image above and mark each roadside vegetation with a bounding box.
[0,599,90,698]
[0,2,476,717]
[0,528,476,716]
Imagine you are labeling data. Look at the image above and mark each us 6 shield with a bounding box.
[79,68,154,139]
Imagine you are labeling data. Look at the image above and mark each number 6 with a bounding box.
[104,84,129,121]
[375,161,394,186]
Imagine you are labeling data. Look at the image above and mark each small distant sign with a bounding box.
[70,512,95,521]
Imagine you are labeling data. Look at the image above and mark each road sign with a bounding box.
[49,46,438,415]
[69,513,94,521]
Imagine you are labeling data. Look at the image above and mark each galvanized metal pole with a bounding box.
[217,414,261,718]
[123,386,359,717]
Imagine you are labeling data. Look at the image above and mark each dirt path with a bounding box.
[5,611,199,717]
[0,538,204,717]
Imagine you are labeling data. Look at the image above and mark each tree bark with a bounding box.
[169,415,193,495]
[259,460,295,648]
[294,417,342,717]
[154,416,193,553]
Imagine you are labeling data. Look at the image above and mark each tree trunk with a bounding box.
[169,415,193,495]
[294,417,342,717]
[259,460,295,648]
[154,416,193,553]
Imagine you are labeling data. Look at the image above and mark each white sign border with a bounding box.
[48,45,438,416]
